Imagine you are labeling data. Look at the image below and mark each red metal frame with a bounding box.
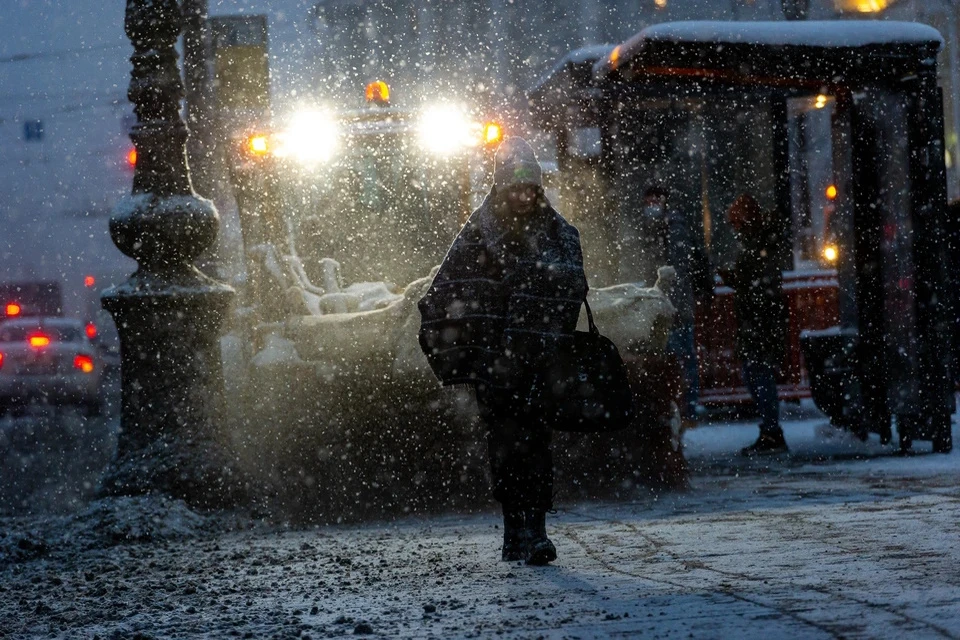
[696,269,839,405]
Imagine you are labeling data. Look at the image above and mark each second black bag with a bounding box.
[541,299,636,433]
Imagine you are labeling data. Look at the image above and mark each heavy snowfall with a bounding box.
[3,0,960,638]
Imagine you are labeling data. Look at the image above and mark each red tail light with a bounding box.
[74,354,94,373]
[85,323,97,339]
[0,352,4,370]
[5,303,21,317]
[28,333,51,348]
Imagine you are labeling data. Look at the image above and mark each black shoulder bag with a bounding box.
[542,297,636,433]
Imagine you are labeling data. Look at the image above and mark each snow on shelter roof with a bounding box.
[595,20,943,81]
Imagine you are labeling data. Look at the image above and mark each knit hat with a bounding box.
[493,137,542,189]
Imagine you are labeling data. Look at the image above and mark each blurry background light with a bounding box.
[834,0,892,12]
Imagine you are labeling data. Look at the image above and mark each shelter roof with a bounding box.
[594,20,942,86]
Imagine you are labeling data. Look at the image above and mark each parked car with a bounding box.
[0,317,102,417]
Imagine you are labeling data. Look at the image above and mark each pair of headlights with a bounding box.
[248,105,498,165]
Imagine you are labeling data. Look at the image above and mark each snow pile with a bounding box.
[223,254,679,522]
[0,495,211,565]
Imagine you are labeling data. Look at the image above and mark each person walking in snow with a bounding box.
[418,137,588,565]
[719,194,788,456]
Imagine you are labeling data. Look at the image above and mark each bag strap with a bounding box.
[583,296,599,336]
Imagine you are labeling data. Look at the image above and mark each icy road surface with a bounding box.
[0,408,958,639]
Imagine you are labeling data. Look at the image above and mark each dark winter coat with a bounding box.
[418,189,588,390]
[721,223,787,368]
[638,205,712,324]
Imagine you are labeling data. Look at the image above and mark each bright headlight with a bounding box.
[418,104,480,156]
[274,110,339,164]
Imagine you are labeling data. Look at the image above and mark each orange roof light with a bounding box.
[74,354,95,373]
[825,184,838,200]
[29,334,51,348]
[127,148,137,168]
[5,302,21,317]
[247,134,270,157]
[84,275,96,288]
[482,122,503,147]
[85,323,98,339]
[365,80,390,106]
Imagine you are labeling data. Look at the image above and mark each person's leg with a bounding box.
[667,321,699,417]
[741,361,787,453]
[478,386,554,562]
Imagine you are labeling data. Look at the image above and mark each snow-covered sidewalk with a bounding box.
[1,411,958,639]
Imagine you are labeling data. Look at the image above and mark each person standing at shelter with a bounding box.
[418,137,588,565]
[638,186,712,423]
[720,194,788,455]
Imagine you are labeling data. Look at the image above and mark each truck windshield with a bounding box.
[292,135,465,285]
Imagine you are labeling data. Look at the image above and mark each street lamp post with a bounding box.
[100,0,240,507]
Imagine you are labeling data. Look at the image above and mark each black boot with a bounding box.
[501,509,528,562]
[524,511,557,566]
[740,429,788,456]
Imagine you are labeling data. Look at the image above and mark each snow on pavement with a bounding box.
[0,409,958,639]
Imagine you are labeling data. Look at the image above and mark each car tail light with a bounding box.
[5,302,21,317]
[28,333,51,348]
[85,323,98,339]
[74,354,94,373]
[0,352,4,370]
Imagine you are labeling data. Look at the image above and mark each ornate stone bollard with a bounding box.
[100,0,240,507]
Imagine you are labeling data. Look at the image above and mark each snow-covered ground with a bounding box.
[0,404,957,639]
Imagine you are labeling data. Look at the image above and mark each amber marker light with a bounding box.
[5,302,21,317]
[247,134,270,157]
[825,184,838,200]
[127,148,137,168]
[609,45,621,69]
[483,122,503,146]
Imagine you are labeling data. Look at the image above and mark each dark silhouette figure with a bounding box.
[720,194,788,455]
[638,185,712,422]
[418,137,587,565]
